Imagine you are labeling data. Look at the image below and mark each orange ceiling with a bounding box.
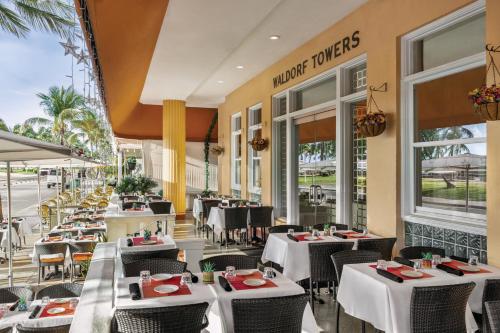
[75,0,217,141]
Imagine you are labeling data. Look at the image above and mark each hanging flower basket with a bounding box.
[355,84,387,138]
[210,145,224,156]
[469,45,500,121]
[248,137,268,151]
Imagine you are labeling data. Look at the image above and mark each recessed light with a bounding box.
[269,35,280,40]
[217,80,224,84]
[236,65,244,69]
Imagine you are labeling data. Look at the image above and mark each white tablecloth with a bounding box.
[115,270,319,333]
[0,228,20,249]
[117,235,176,254]
[193,198,204,222]
[261,231,376,281]
[49,224,107,235]
[337,262,500,333]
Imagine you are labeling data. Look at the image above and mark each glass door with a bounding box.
[294,110,336,227]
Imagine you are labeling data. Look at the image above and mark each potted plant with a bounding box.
[210,145,224,156]
[136,175,158,195]
[143,228,152,241]
[323,223,331,236]
[116,176,137,196]
[356,84,388,137]
[248,136,268,151]
[202,262,215,284]
[126,156,137,171]
[421,252,433,269]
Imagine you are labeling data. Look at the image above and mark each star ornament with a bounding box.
[59,38,79,56]
[76,50,89,65]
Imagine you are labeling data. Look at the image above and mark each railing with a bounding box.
[186,157,217,192]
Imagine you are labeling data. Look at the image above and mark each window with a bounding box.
[248,104,262,200]
[231,113,242,195]
[402,3,486,226]
[347,63,367,95]
[291,75,336,111]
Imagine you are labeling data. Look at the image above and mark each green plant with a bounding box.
[421,252,433,260]
[115,175,137,194]
[203,262,215,273]
[136,175,158,195]
[324,223,330,230]
[143,228,152,241]
[203,112,218,192]
[201,190,215,198]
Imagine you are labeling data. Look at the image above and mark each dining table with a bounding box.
[261,230,379,281]
[337,260,500,333]
[115,269,319,333]
[117,235,176,254]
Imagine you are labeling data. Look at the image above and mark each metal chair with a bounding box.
[486,301,500,333]
[121,201,146,210]
[481,279,500,333]
[357,237,397,261]
[15,324,71,333]
[35,283,82,300]
[410,282,476,333]
[269,225,304,233]
[399,246,445,260]
[0,287,34,303]
[112,302,209,333]
[121,248,180,265]
[248,206,273,242]
[123,258,187,277]
[308,242,354,312]
[232,294,309,333]
[313,223,348,231]
[331,250,382,333]
[199,254,258,272]
[222,207,249,247]
[149,201,172,214]
[68,241,95,282]
[35,242,68,284]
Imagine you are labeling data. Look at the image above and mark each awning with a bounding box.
[0,131,72,162]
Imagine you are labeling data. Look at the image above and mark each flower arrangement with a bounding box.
[202,262,215,284]
[469,84,500,121]
[210,145,224,156]
[356,111,386,137]
[248,136,268,151]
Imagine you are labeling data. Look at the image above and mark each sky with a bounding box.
[0,28,86,128]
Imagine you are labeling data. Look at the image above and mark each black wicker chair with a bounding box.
[222,207,249,247]
[308,242,354,312]
[357,237,397,261]
[410,282,476,333]
[248,206,273,242]
[149,201,173,214]
[35,242,68,284]
[399,246,446,260]
[35,283,82,300]
[68,241,95,282]
[232,294,308,333]
[331,250,382,333]
[202,199,222,238]
[112,303,209,333]
[486,301,500,333]
[121,201,146,211]
[123,258,187,277]
[0,327,11,333]
[121,248,180,265]
[16,324,71,333]
[269,225,304,233]
[0,287,33,303]
[480,279,500,333]
[198,255,258,272]
[312,223,348,231]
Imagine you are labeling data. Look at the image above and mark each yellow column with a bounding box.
[162,100,186,213]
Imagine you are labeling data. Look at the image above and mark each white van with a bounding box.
[46,169,70,189]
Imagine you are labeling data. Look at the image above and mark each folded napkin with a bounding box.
[376,268,403,283]
[437,264,464,276]
[394,257,414,268]
[9,300,19,311]
[129,283,142,300]
[332,232,348,239]
[450,255,469,263]
[218,276,232,292]
[126,238,133,247]
[286,234,299,242]
[29,305,41,319]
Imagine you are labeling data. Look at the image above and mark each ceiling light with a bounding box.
[269,35,280,40]
[217,80,224,84]
[236,65,244,69]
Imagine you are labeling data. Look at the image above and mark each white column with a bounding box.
[6,162,13,286]
[117,151,123,183]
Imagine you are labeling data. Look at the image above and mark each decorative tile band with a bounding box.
[404,221,487,264]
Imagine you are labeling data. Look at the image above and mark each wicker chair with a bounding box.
[149,201,173,214]
[35,283,83,300]
[0,327,11,333]
[331,250,381,333]
[308,242,354,312]
[313,223,348,231]
[357,237,397,261]
[199,254,258,272]
[123,258,187,277]
[112,303,209,333]
[486,301,500,333]
[399,246,446,260]
[410,282,476,333]
[269,225,304,233]
[0,287,33,303]
[481,279,500,333]
[248,206,273,242]
[68,241,95,282]
[15,324,71,333]
[35,242,68,284]
[121,201,146,211]
[222,207,249,248]
[121,249,180,265]
[232,294,309,333]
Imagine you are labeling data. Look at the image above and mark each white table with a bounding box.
[192,198,204,223]
[50,224,107,235]
[337,262,500,333]
[0,227,20,249]
[117,235,176,254]
[261,231,376,281]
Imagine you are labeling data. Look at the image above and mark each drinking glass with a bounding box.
[69,298,79,309]
[263,267,274,279]
[431,254,442,268]
[287,229,295,236]
[94,232,100,240]
[41,296,50,306]
[225,266,236,279]
[312,229,320,237]
[413,259,422,271]
[376,260,388,270]
[362,226,368,236]
[468,255,479,266]
[0,304,8,319]
[139,270,151,286]
[181,272,192,285]
[330,226,337,235]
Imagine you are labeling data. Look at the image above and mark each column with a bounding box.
[162,99,186,213]
[117,150,123,183]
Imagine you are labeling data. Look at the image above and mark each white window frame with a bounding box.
[247,103,263,195]
[231,113,242,191]
[400,0,487,234]
[271,54,368,226]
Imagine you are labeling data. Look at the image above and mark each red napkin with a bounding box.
[441,260,491,274]
[39,301,75,318]
[295,234,323,242]
[227,271,277,291]
[369,264,434,280]
[132,236,164,246]
[141,276,191,298]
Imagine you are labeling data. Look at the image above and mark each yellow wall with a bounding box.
[219,0,499,250]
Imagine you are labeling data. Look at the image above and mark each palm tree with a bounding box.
[0,0,74,38]
[69,109,105,156]
[0,118,9,131]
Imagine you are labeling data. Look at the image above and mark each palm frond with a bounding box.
[0,2,29,37]
[24,117,52,127]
